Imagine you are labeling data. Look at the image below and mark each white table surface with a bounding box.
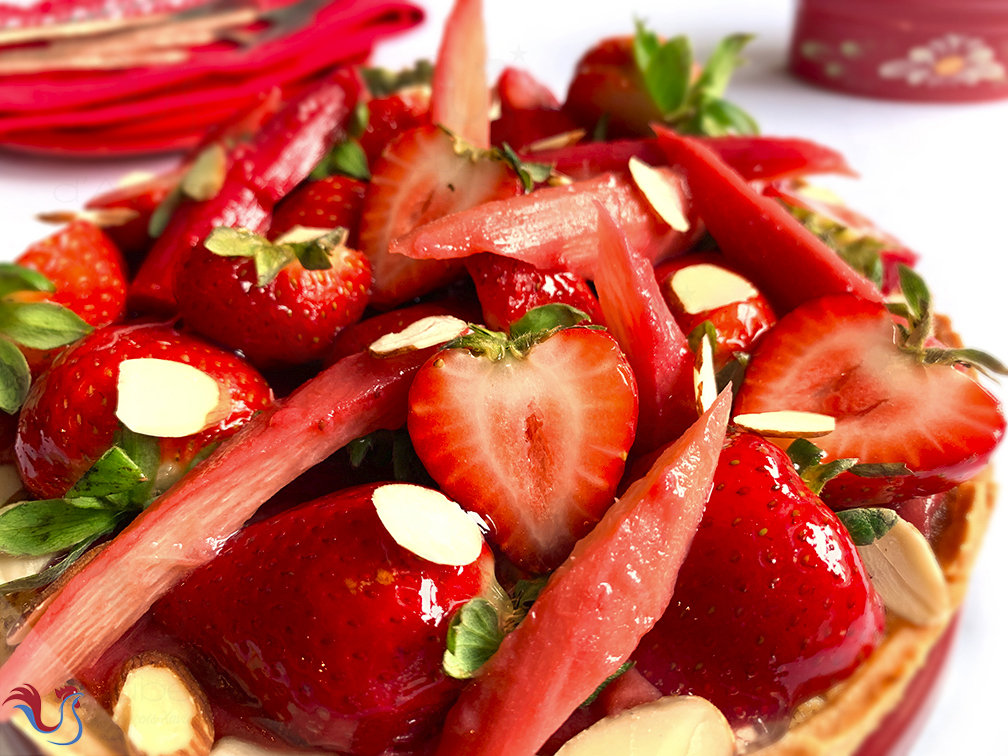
[1,1,1005,754]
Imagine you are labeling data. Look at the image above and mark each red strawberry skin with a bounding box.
[268,175,368,248]
[15,323,273,499]
[490,67,579,150]
[407,327,638,572]
[735,294,1005,504]
[359,86,432,166]
[152,483,495,755]
[632,432,886,729]
[465,252,604,332]
[15,220,127,328]
[175,243,372,368]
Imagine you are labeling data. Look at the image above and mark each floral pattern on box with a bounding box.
[879,34,1007,87]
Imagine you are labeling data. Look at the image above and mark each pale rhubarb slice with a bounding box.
[0,349,432,707]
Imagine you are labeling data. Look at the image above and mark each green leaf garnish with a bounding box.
[360,59,434,97]
[148,185,182,239]
[0,499,121,557]
[205,227,294,286]
[499,143,554,193]
[835,507,898,547]
[581,662,635,707]
[443,598,505,680]
[510,304,591,342]
[695,34,755,99]
[0,263,55,298]
[311,139,371,182]
[66,446,148,501]
[642,36,692,115]
[0,301,92,350]
[0,338,31,414]
[786,438,858,495]
[0,535,100,595]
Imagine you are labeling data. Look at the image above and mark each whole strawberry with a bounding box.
[15,322,273,499]
[152,483,496,755]
[268,175,368,249]
[632,432,885,731]
[15,220,127,328]
[175,227,371,368]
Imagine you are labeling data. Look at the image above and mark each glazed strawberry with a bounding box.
[490,67,579,150]
[14,221,127,328]
[174,228,371,368]
[735,294,1005,504]
[358,86,432,165]
[268,175,368,248]
[359,124,523,307]
[15,323,272,500]
[465,252,604,332]
[407,316,638,572]
[655,254,777,369]
[632,432,886,732]
[153,483,496,754]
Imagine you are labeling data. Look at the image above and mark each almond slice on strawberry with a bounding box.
[359,124,523,307]
[407,308,638,572]
[735,293,1006,504]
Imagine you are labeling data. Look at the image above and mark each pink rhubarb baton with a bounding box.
[434,389,731,756]
[654,124,883,313]
[431,0,489,148]
[0,347,434,708]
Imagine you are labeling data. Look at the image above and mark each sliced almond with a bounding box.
[693,335,717,417]
[857,516,950,626]
[372,483,483,566]
[732,411,836,439]
[555,695,734,756]
[180,144,227,202]
[628,157,690,232]
[524,129,587,152]
[272,225,337,245]
[116,170,158,189]
[368,315,468,358]
[211,738,332,756]
[667,264,759,315]
[112,653,213,756]
[36,207,141,228]
[116,358,226,438]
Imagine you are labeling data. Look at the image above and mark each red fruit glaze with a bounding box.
[655,254,777,369]
[154,483,495,754]
[431,0,489,149]
[175,240,371,368]
[389,169,691,279]
[592,204,696,452]
[464,252,604,332]
[1,348,436,706]
[359,124,523,307]
[434,390,731,756]
[736,294,1006,504]
[633,432,886,730]
[268,174,368,248]
[14,220,127,328]
[15,322,272,499]
[359,87,432,166]
[407,326,637,572]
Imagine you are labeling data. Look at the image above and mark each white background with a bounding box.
[0,1,1006,753]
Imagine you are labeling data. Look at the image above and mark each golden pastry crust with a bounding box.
[756,471,996,756]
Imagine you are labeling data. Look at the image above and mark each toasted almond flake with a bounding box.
[369,315,468,358]
[556,695,734,756]
[113,654,213,756]
[628,157,690,232]
[733,410,836,438]
[693,336,717,417]
[116,358,225,438]
[857,517,950,626]
[525,129,588,152]
[668,263,759,315]
[372,483,483,566]
[36,207,141,228]
[117,170,158,188]
[272,225,338,245]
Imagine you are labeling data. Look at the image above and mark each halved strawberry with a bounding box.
[465,252,604,332]
[268,175,368,248]
[407,317,638,572]
[735,294,1005,504]
[359,124,523,307]
[359,86,432,166]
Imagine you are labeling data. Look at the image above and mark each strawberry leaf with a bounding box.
[311,139,371,182]
[510,304,591,341]
[285,228,347,272]
[0,499,121,557]
[361,59,434,97]
[787,438,858,495]
[0,301,92,350]
[148,185,183,239]
[849,462,912,478]
[499,143,554,193]
[716,352,749,398]
[0,534,100,595]
[0,263,55,298]
[204,227,295,286]
[581,661,634,707]
[66,446,148,501]
[642,36,692,116]
[632,18,662,73]
[0,338,31,414]
[694,34,755,99]
[443,598,505,680]
[835,507,898,547]
[694,96,759,137]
